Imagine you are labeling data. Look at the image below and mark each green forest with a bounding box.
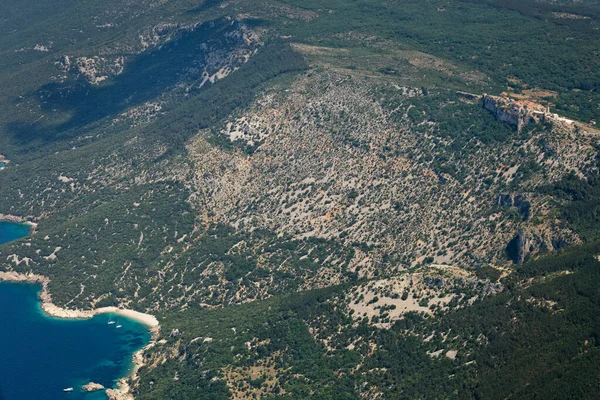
[0,0,599,398]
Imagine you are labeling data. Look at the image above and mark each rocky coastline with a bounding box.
[0,213,38,231]
[0,270,159,399]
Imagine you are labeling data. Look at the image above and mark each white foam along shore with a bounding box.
[0,271,158,327]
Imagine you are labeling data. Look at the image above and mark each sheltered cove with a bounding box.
[0,270,159,399]
[0,213,38,230]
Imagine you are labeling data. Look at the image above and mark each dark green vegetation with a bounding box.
[143,41,307,151]
[544,169,600,241]
[2,0,600,152]
[27,19,252,141]
[1,0,599,157]
[133,171,600,399]
[135,240,600,399]
[0,0,600,399]
[280,0,600,121]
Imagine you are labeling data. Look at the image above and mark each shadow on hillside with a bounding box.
[6,17,244,146]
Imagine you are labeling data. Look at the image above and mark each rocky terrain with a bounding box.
[3,68,598,316]
[1,0,600,398]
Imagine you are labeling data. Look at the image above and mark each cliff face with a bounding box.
[506,227,576,264]
[482,94,540,132]
[496,193,531,221]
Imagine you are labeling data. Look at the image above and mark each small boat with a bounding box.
[115,319,122,329]
[63,387,74,392]
[108,316,115,325]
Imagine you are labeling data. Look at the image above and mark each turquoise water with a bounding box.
[0,162,5,168]
[0,222,151,399]
[0,221,30,244]
[0,283,151,400]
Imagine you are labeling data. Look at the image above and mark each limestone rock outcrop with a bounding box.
[483,94,541,132]
[506,228,577,264]
[82,382,104,392]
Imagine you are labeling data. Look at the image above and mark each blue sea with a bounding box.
[0,222,151,400]
[0,221,30,244]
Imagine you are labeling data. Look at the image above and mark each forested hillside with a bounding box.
[0,0,599,398]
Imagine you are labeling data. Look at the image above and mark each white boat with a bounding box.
[108,316,115,325]
[115,319,122,328]
[63,387,74,392]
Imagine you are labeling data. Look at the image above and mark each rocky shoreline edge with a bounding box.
[0,213,38,231]
[0,270,159,400]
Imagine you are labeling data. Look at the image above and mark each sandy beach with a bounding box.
[0,270,159,399]
[0,270,158,327]
[40,303,159,327]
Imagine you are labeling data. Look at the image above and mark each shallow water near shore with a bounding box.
[0,220,30,244]
[0,222,151,399]
[0,283,151,400]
